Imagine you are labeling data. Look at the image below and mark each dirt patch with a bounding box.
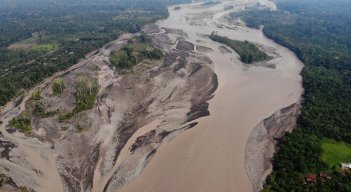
[143,25,161,34]
[163,28,188,39]
[196,45,214,53]
[0,173,33,192]
[185,12,215,26]
[7,44,34,50]
[149,33,174,50]
[176,41,194,51]
[219,45,232,54]
[0,132,16,160]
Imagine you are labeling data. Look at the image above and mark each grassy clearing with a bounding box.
[322,139,351,168]
[30,43,58,52]
[7,36,52,50]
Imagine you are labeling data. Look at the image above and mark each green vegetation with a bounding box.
[27,89,58,118]
[9,113,32,135]
[19,186,29,192]
[76,124,84,133]
[73,77,99,112]
[0,174,6,189]
[322,139,351,169]
[30,43,57,52]
[30,89,42,100]
[0,0,191,106]
[0,174,18,191]
[231,0,351,191]
[110,35,163,71]
[51,78,65,95]
[32,102,58,118]
[59,77,99,122]
[209,32,269,64]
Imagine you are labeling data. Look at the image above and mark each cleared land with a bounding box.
[322,139,351,168]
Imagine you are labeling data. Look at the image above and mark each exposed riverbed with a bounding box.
[119,1,303,192]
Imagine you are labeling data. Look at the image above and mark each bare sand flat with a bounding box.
[119,1,303,192]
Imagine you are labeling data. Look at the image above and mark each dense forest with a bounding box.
[209,32,269,64]
[0,0,190,106]
[232,0,351,191]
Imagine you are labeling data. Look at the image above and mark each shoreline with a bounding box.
[245,101,301,191]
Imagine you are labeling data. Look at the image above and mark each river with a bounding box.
[119,1,303,192]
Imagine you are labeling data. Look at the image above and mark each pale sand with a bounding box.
[119,1,303,192]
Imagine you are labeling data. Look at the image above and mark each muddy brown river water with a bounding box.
[119,1,303,192]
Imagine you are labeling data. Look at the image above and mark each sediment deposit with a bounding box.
[245,103,301,191]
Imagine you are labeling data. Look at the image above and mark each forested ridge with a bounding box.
[0,0,190,106]
[232,0,351,191]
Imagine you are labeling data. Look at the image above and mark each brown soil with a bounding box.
[219,45,233,53]
[196,45,214,53]
[176,40,195,51]
[7,44,34,50]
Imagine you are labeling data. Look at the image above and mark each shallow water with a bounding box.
[120,1,303,192]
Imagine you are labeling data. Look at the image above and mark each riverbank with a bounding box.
[245,102,301,191]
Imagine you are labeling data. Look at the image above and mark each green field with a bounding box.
[30,43,58,51]
[322,139,351,168]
